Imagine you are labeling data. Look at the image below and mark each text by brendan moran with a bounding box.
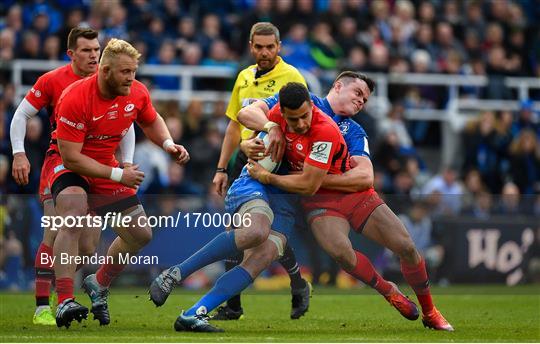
[41,253,159,266]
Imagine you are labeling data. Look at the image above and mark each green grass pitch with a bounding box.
[1,285,539,342]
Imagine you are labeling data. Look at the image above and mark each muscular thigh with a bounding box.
[362,204,412,252]
[310,216,352,257]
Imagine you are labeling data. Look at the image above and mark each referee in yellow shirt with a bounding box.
[212,22,311,320]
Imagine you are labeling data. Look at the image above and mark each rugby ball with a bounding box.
[255,131,282,173]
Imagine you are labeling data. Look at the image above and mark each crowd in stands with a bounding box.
[0,0,539,288]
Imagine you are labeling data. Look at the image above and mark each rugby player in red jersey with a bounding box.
[49,38,189,328]
[9,28,135,326]
[244,82,453,331]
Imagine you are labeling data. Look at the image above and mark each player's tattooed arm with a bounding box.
[321,156,374,193]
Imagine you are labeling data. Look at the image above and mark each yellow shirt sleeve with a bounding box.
[225,74,242,122]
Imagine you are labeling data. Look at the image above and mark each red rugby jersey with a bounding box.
[53,74,157,166]
[24,64,84,129]
[267,103,350,176]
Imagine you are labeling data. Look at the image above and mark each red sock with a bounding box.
[34,243,54,306]
[347,251,393,295]
[400,257,434,314]
[56,277,74,304]
[96,263,126,287]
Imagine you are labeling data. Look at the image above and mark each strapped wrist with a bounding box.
[263,121,279,133]
[216,167,228,174]
[110,167,123,182]
[162,138,174,151]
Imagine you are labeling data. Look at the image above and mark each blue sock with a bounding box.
[176,231,240,279]
[184,266,253,316]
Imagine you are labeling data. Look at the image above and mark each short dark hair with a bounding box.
[67,27,98,50]
[279,82,310,110]
[334,71,375,92]
[249,22,280,42]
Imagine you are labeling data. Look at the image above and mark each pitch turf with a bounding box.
[1,285,538,342]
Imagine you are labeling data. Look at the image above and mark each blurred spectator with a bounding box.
[100,3,129,43]
[422,166,463,215]
[147,41,181,90]
[182,99,207,144]
[495,182,523,215]
[341,45,367,72]
[417,1,436,25]
[412,23,437,58]
[160,0,182,32]
[511,100,540,139]
[181,43,202,66]
[293,0,316,29]
[464,1,486,41]
[394,1,417,42]
[168,164,203,195]
[508,129,540,194]
[42,35,61,60]
[271,0,295,35]
[197,14,222,57]
[370,0,391,43]
[134,136,170,194]
[461,169,486,210]
[309,21,344,71]
[398,200,443,271]
[0,28,16,62]
[175,16,197,52]
[379,103,413,150]
[374,131,404,179]
[433,22,466,73]
[125,0,155,33]
[364,43,389,73]
[462,111,506,192]
[141,17,167,58]
[0,230,24,291]
[462,190,493,220]
[335,17,360,56]
[188,124,221,186]
[485,46,513,99]
[281,23,318,73]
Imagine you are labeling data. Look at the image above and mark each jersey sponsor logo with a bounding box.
[363,137,370,155]
[87,134,115,140]
[31,87,41,97]
[59,116,84,130]
[92,115,105,121]
[124,103,135,112]
[264,80,276,92]
[339,121,350,134]
[123,111,134,117]
[309,141,332,164]
[53,164,65,174]
[296,143,304,151]
[109,103,118,109]
[107,111,118,120]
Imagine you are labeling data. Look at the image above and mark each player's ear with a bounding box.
[66,49,74,59]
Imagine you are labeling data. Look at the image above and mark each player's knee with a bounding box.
[334,250,356,271]
[249,226,270,247]
[133,227,152,249]
[397,240,418,262]
[55,187,87,216]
